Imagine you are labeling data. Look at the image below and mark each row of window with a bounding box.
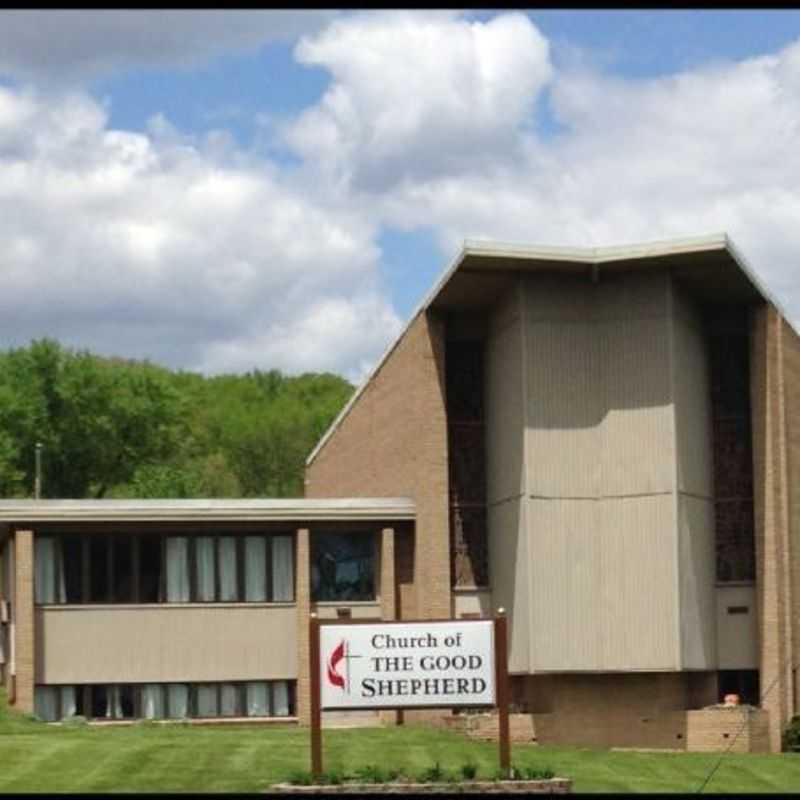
[34,534,294,604]
[34,531,379,604]
[34,680,295,722]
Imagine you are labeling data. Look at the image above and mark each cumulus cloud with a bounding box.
[0,10,336,83]
[286,10,552,191]
[286,12,800,325]
[0,86,401,379]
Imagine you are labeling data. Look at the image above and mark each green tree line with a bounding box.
[0,339,353,499]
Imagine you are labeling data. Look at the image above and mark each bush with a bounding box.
[460,761,478,780]
[287,770,312,786]
[418,761,447,783]
[783,716,800,752]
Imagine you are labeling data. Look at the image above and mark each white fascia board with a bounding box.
[0,497,416,523]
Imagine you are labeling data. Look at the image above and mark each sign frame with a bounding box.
[308,612,510,780]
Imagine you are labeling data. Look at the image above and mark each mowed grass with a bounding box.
[2,694,800,793]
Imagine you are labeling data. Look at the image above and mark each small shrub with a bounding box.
[460,761,478,781]
[320,769,344,786]
[419,761,447,783]
[783,715,800,752]
[523,766,555,780]
[353,764,388,784]
[287,770,312,786]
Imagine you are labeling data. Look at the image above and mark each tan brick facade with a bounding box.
[750,304,797,751]
[306,311,451,622]
[296,527,312,725]
[13,529,34,713]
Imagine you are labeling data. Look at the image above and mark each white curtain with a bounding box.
[196,684,217,717]
[219,538,238,601]
[244,537,266,601]
[273,681,290,717]
[34,686,59,721]
[167,684,189,719]
[246,682,269,716]
[195,537,216,601]
[142,685,164,719]
[60,686,76,718]
[34,537,65,604]
[272,536,293,601]
[106,685,123,719]
[220,683,238,716]
[166,538,190,602]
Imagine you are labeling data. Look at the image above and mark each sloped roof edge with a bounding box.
[306,232,785,469]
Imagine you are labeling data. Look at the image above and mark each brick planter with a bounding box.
[269,778,571,794]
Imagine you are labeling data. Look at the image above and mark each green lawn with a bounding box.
[2,694,800,793]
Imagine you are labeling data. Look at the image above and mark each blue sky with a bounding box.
[2,9,800,379]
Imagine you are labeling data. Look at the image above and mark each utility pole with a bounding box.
[34,442,42,499]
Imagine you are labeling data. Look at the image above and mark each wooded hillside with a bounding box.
[0,339,353,499]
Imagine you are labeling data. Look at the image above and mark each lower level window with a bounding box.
[34,680,295,722]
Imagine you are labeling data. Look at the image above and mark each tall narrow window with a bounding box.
[139,536,162,603]
[272,536,294,601]
[244,537,267,601]
[273,681,290,716]
[34,686,59,721]
[34,537,64,604]
[142,684,164,719]
[112,536,134,603]
[219,537,238,602]
[220,683,240,717]
[196,684,218,717]
[167,684,189,719]
[166,538,189,602]
[62,536,83,603]
[89,539,110,602]
[195,537,216,601]
[246,682,269,716]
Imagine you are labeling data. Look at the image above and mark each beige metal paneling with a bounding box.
[677,494,717,669]
[528,494,678,671]
[672,287,714,498]
[36,605,297,684]
[525,273,674,500]
[488,497,529,673]
[597,316,674,497]
[486,285,525,504]
[716,585,757,669]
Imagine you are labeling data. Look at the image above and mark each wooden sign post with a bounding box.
[308,611,511,781]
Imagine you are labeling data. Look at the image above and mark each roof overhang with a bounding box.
[307,232,788,466]
[0,498,416,525]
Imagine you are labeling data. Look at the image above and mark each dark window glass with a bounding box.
[90,684,108,718]
[718,670,760,706]
[112,536,134,603]
[140,536,162,603]
[89,539,110,602]
[311,533,375,602]
[62,536,83,603]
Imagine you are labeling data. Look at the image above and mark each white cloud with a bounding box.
[287,10,552,190]
[285,12,800,326]
[0,10,336,83]
[0,86,401,379]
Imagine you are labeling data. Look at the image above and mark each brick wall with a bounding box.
[305,311,451,622]
[686,707,770,753]
[13,530,34,713]
[751,304,795,751]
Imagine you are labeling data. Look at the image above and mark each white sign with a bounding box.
[319,620,495,710]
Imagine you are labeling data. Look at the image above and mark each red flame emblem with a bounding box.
[327,639,346,690]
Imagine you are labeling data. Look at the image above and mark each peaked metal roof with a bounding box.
[306,232,788,467]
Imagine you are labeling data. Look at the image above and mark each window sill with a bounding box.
[313,600,379,607]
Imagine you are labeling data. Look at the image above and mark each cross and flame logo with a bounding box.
[327,639,347,691]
